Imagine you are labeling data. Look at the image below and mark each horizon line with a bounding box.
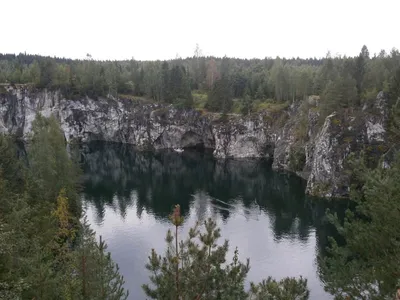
[1,46,399,62]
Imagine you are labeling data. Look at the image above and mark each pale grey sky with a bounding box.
[2,0,399,61]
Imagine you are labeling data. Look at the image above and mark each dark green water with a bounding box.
[79,142,343,299]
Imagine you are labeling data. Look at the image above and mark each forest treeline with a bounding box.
[1,45,400,114]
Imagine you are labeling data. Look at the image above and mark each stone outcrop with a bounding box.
[212,114,275,159]
[305,92,390,197]
[0,86,392,198]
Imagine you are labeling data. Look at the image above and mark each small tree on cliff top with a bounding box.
[142,205,309,300]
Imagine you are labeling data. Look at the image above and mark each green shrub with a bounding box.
[362,88,379,102]
[192,91,208,109]
[289,147,306,172]
[253,100,289,113]
[294,116,308,143]
[0,85,8,96]
[343,136,353,144]
[173,97,193,109]
[231,98,243,114]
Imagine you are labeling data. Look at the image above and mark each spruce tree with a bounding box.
[27,114,81,216]
[321,152,400,299]
[206,77,233,113]
[72,215,129,300]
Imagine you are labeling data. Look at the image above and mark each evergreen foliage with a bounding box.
[321,153,400,299]
[1,45,400,115]
[206,77,233,113]
[142,205,310,300]
[1,45,400,299]
[0,115,128,300]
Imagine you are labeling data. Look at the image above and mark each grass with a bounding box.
[192,90,208,109]
[118,93,154,103]
[231,98,243,114]
[105,90,291,118]
[253,99,289,113]
[231,97,291,115]
[192,91,291,116]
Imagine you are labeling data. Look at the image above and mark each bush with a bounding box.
[294,117,308,143]
[173,97,193,109]
[193,91,208,109]
[253,100,289,113]
[362,87,379,102]
[231,98,243,114]
[289,147,306,172]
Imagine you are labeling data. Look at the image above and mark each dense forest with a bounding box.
[0,116,129,299]
[1,45,400,115]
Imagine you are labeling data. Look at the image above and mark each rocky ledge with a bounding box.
[0,86,391,198]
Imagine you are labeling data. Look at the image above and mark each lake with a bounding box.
[79,142,339,299]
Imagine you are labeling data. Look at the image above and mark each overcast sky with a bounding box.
[2,0,399,61]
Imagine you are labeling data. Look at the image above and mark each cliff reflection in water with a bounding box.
[78,142,344,299]
[80,142,313,240]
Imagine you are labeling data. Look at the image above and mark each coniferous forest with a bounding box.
[0,44,400,299]
[1,45,400,116]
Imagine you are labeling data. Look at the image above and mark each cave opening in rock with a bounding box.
[180,131,214,153]
[184,142,204,150]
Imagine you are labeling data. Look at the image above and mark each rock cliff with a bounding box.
[0,85,391,197]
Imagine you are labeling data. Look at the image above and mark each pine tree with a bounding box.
[143,205,309,299]
[248,277,309,300]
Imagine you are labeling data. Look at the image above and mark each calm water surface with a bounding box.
[79,142,340,299]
